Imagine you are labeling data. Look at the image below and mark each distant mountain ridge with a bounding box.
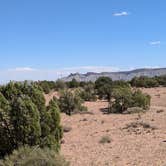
[61,68,166,82]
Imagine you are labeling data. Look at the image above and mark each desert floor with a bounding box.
[46,87,166,166]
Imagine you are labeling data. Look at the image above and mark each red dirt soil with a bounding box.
[46,87,166,166]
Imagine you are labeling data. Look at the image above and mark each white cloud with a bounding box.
[149,41,161,46]
[113,11,129,17]
[8,67,37,72]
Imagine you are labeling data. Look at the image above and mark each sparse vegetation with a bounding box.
[80,82,97,101]
[66,78,79,88]
[108,86,133,113]
[37,80,57,94]
[55,80,67,90]
[59,90,87,116]
[123,121,157,135]
[130,76,159,88]
[0,76,164,164]
[99,136,111,144]
[108,87,151,114]
[130,75,166,88]
[124,107,145,114]
[95,77,113,100]
[132,90,151,110]
[0,146,69,166]
[156,109,164,113]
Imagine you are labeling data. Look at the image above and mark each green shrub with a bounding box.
[113,80,130,88]
[156,75,166,86]
[11,96,41,145]
[130,76,159,88]
[108,87,151,114]
[55,80,67,90]
[59,90,87,115]
[132,90,151,110]
[40,99,63,151]
[37,81,52,94]
[66,78,79,88]
[1,146,69,166]
[95,77,113,100]
[37,80,57,94]
[109,87,133,113]
[80,83,97,101]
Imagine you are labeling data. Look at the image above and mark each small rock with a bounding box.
[156,109,164,113]
[61,139,65,144]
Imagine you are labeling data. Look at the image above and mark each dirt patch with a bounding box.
[44,91,59,106]
[61,100,166,165]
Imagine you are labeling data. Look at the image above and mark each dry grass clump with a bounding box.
[99,136,111,144]
[156,109,164,113]
[78,111,94,115]
[124,107,145,114]
[125,121,156,129]
[0,146,69,166]
[63,126,72,133]
[123,121,157,135]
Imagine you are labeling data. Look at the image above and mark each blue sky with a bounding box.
[0,0,166,82]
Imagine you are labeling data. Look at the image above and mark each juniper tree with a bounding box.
[0,82,63,158]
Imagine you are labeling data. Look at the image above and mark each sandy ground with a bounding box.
[46,87,166,166]
[44,91,59,106]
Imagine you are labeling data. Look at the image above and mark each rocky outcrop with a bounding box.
[62,68,166,82]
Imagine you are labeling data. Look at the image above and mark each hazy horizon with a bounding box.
[0,66,165,84]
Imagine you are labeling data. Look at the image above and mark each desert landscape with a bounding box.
[44,88,166,166]
[1,1,166,165]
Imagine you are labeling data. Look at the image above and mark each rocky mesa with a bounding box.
[62,68,166,82]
